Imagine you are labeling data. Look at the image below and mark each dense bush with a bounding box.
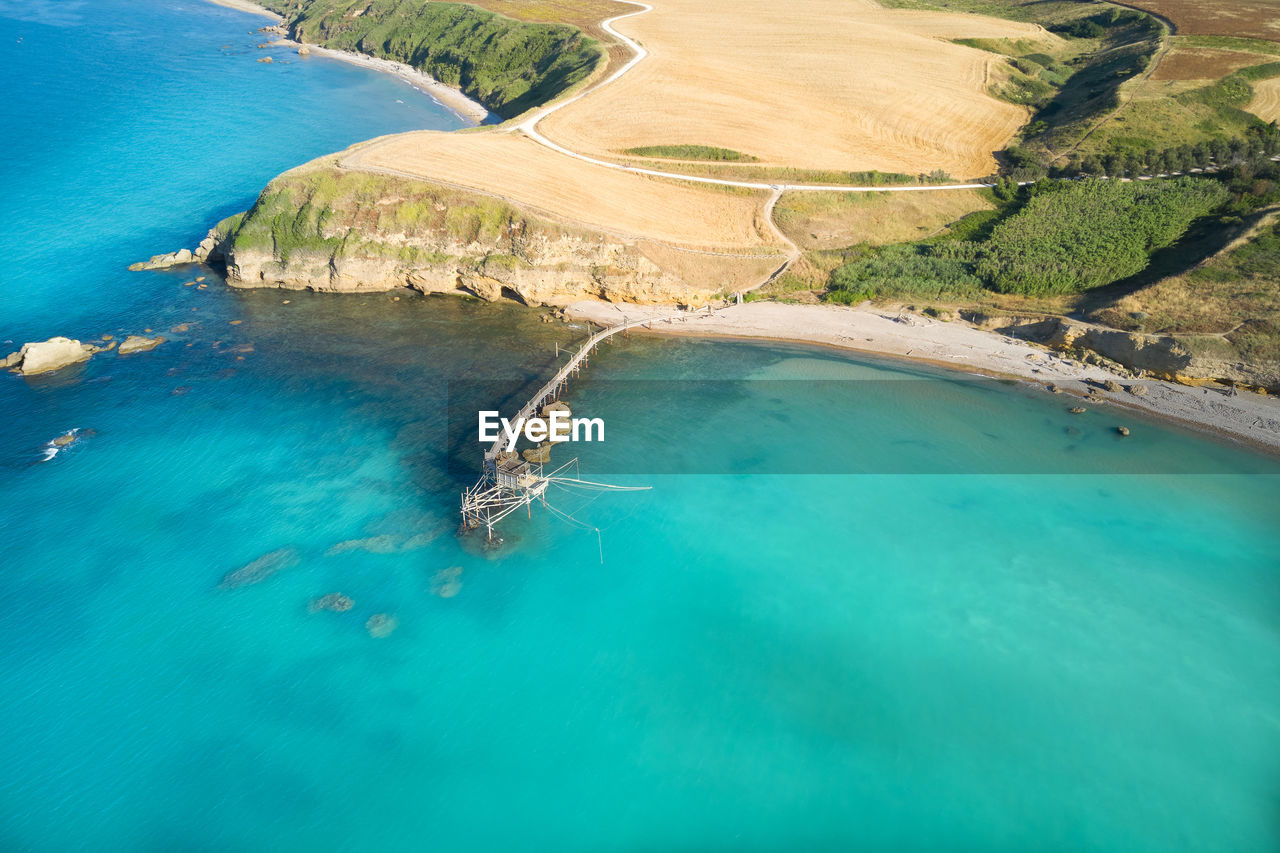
[977,178,1229,295]
[267,0,602,118]
[826,244,984,303]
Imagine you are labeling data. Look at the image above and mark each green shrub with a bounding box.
[977,178,1229,294]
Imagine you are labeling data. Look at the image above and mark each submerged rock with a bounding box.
[431,566,463,598]
[308,593,354,613]
[366,613,398,638]
[118,335,165,355]
[4,337,105,375]
[325,534,400,556]
[218,547,300,589]
[1068,406,1087,414]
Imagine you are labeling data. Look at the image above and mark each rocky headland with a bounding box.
[172,163,722,308]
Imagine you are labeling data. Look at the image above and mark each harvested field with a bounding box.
[1248,77,1280,120]
[775,190,992,249]
[537,0,1056,178]
[344,131,780,250]
[1115,1,1280,42]
[1151,46,1279,81]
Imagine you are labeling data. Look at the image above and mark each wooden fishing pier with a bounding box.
[460,309,704,542]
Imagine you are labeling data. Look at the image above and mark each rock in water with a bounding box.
[118,335,165,355]
[4,337,103,375]
[297,45,311,56]
[218,547,300,589]
[308,593,354,613]
[366,613,398,638]
[128,248,194,271]
[51,430,78,448]
[522,443,552,463]
[1068,406,1087,414]
[1117,426,1131,437]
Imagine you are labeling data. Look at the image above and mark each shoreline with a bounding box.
[564,300,1280,456]
[203,0,497,126]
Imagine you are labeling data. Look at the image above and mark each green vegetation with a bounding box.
[622,145,757,162]
[262,0,603,118]
[824,176,1228,303]
[827,244,984,304]
[977,178,1228,294]
[229,167,533,263]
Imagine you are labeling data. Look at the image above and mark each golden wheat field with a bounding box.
[345,131,781,251]
[1248,77,1280,121]
[536,0,1055,179]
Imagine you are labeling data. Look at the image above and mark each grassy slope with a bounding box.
[261,0,603,118]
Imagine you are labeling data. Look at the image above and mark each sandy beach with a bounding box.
[204,0,497,125]
[566,300,1280,455]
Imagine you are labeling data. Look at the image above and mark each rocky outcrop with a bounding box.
[3,337,106,375]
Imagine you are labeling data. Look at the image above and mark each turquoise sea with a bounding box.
[2,2,1279,850]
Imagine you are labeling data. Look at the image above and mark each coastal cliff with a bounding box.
[207,166,715,307]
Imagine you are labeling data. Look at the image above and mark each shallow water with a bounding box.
[2,2,1280,850]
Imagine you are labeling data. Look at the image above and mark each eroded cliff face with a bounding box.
[224,232,703,306]
[963,312,1280,390]
[211,165,720,308]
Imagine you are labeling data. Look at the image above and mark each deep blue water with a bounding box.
[2,2,1280,851]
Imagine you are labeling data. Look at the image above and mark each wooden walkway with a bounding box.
[485,308,707,459]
